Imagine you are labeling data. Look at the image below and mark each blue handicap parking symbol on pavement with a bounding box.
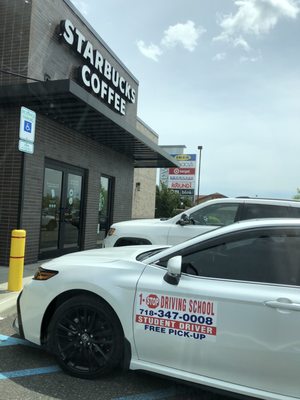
[24,120,32,133]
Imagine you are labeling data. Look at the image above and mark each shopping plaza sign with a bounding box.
[160,154,197,196]
[59,20,136,116]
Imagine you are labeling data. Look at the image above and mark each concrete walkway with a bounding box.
[0,261,48,314]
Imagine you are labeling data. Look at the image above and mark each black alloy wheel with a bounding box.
[48,295,123,379]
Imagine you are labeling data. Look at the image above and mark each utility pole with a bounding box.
[197,146,203,204]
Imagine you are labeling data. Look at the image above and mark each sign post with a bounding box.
[18,106,36,228]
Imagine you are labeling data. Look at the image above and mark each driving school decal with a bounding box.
[135,293,217,342]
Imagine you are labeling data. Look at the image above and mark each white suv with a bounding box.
[103,197,300,247]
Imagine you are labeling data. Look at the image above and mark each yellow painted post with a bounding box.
[7,230,26,292]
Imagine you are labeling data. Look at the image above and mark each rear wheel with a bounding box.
[48,295,123,379]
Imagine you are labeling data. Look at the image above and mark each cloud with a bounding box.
[136,40,163,62]
[214,33,251,50]
[161,20,206,51]
[213,52,227,61]
[137,20,205,61]
[239,54,262,62]
[233,36,251,51]
[217,0,300,38]
[213,0,299,57]
[70,0,89,16]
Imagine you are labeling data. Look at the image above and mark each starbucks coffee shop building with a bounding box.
[0,0,176,265]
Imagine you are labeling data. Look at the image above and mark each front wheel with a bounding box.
[48,295,123,379]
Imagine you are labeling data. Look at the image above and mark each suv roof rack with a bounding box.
[236,196,299,202]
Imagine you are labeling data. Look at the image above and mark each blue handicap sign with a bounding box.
[24,120,32,133]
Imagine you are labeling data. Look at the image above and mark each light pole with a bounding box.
[197,146,203,204]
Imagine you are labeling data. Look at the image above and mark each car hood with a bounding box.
[41,245,164,271]
[113,218,168,227]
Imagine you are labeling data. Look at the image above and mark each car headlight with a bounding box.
[107,228,116,236]
[33,267,58,280]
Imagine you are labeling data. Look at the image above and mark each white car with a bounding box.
[103,197,300,247]
[15,219,300,400]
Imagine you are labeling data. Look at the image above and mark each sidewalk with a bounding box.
[0,261,47,314]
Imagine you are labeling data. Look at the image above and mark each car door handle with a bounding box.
[265,299,300,311]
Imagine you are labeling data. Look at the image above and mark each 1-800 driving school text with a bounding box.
[135,292,217,341]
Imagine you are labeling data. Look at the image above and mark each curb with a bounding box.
[0,276,33,314]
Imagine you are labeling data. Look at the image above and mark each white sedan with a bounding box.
[15,219,300,400]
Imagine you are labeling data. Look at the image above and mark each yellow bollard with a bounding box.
[7,230,26,291]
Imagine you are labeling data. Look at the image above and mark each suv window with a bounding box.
[242,204,289,220]
[179,228,300,286]
[289,207,300,218]
[189,203,239,226]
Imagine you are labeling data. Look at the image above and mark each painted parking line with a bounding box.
[113,387,180,400]
[0,333,60,380]
[0,333,194,398]
[0,366,60,380]
[0,334,38,348]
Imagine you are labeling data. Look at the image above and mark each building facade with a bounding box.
[132,118,159,219]
[0,0,176,265]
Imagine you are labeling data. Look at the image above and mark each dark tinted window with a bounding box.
[242,204,289,220]
[180,229,300,286]
[189,203,239,226]
[289,207,300,218]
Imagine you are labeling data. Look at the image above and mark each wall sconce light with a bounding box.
[136,182,141,191]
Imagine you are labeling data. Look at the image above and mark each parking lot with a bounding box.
[0,311,235,400]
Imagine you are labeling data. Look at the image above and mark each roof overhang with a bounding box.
[0,79,178,168]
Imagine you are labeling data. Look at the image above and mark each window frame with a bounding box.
[156,226,300,287]
[188,202,242,227]
[240,203,290,221]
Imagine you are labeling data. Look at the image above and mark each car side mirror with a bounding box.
[177,213,190,226]
[164,256,182,285]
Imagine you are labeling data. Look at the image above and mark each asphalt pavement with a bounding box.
[1,312,228,400]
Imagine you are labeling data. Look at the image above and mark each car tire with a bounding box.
[48,295,123,379]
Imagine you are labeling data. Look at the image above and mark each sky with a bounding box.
[70,0,300,199]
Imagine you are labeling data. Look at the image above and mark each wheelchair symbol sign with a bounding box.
[24,120,32,133]
[19,106,36,143]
